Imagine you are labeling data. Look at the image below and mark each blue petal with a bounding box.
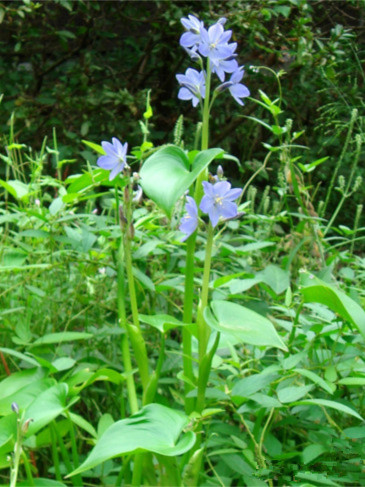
[199,194,213,214]
[208,206,220,228]
[109,163,124,181]
[220,200,238,219]
[97,155,118,170]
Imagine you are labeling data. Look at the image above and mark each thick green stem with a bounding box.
[197,224,214,362]
[182,234,197,413]
[117,241,139,415]
[9,422,22,487]
[123,184,150,391]
[201,60,211,151]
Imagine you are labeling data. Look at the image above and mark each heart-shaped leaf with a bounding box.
[140,146,223,217]
[68,403,196,477]
[204,300,287,351]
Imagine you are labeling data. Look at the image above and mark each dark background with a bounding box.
[0,0,364,218]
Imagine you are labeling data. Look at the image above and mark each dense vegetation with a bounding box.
[0,1,365,486]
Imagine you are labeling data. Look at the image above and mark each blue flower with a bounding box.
[179,196,198,241]
[200,181,242,227]
[227,68,250,105]
[180,15,205,48]
[210,48,238,82]
[97,138,128,181]
[176,68,206,107]
[198,22,234,62]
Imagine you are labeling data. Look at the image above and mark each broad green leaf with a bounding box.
[52,357,76,371]
[2,249,27,267]
[139,314,187,333]
[68,403,196,477]
[300,273,365,341]
[249,393,282,409]
[258,265,290,294]
[295,399,363,420]
[205,300,287,351]
[26,383,68,436]
[342,426,365,438]
[302,444,327,465]
[229,277,262,294]
[49,197,65,215]
[31,332,93,347]
[0,415,17,451]
[0,367,46,400]
[66,367,123,394]
[0,179,29,200]
[231,371,279,399]
[140,146,223,217]
[0,379,55,416]
[293,368,335,394]
[277,385,313,403]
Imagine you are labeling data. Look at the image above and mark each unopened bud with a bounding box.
[132,172,140,182]
[11,402,19,414]
[132,185,143,203]
[215,81,233,93]
[22,418,33,434]
[217,165,224,179]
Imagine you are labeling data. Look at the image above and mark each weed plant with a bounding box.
[0,11,365,487]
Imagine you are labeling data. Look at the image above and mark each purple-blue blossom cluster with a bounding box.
[176,14,250,107]
[179,179,242,241]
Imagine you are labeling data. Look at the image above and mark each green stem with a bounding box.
[67,414,82,486]
[123,183,149,391]
[50,424,62,482]
[52,422,79,487]
[197,223,214,362]
[9,419,22,487]
[117,240,139,415]
[196,332,220,414]
[182,234,197,414]
[21,452,35,486]
[131,454,144,487]
[201,59,211,151]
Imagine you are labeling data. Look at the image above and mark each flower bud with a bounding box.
[217,165,224,179]
[22,418,33,434]
[215,81,233,93]
[11,402,19,414]
[132,185,143,204]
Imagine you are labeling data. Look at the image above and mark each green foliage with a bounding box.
[0,2,365,486]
